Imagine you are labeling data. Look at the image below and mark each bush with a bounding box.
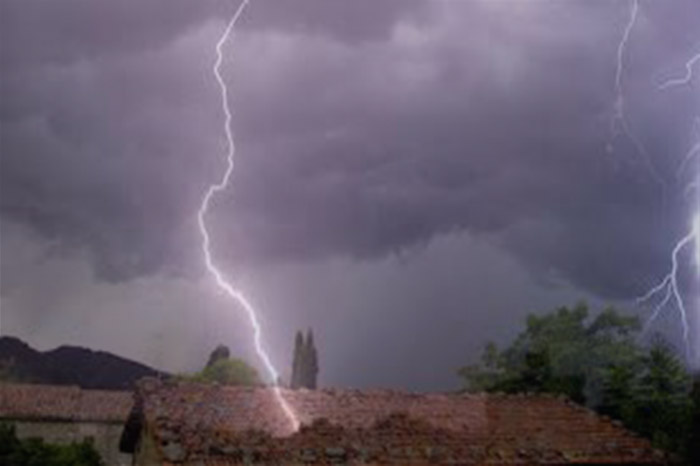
[178,357,261,386]
[0,423,103,466]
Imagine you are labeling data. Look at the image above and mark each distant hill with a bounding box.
[0,336,167,390]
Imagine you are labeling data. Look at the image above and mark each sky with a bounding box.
[1,0,699,391]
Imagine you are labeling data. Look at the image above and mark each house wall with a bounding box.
[133,427,160,466]
[10,419,132,466]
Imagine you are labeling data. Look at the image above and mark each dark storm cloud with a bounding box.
[0,0,427,68]
[251,0,429,42]
[0,0,429,281]
[0,0,218,66]
[1,0,699,300]
[214,0,699,299]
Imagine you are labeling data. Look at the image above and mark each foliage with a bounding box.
[0,423,103,466]
[619,340,692,456]
[291,329,319,389]
[206,345,230,368]
[178,346,260,386]
[459,303,641,403]
[688,376,700,466]
[458,303,696,462]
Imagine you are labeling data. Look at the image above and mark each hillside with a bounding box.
[0,336,166,390]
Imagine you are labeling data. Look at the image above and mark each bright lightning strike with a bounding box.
[197,0,300,432]
[637,220,697,359]
[637,43,700,361]
[607,0,700,361]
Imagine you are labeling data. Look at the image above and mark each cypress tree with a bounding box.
[304,329,319,389]
[290,329,319,389]
[290,331,304,389]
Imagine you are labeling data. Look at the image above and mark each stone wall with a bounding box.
[133,424,160,466]
[11,419,132,466]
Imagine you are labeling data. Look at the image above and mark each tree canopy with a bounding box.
[179,345,261,387]
[458,303,697,462]
[460,303,641,403]
[0,423,102,466]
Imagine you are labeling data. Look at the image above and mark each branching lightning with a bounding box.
[629,2,700,361]
[676,118,700,179]
[610,0,665,188]
[193,0,698,401]
[197,0,299,431]
[642,122,700,354]
[659,51,700,90]
[637,221,697,358]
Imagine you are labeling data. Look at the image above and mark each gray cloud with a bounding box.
[0,221,589,391]
[1,0,699,298]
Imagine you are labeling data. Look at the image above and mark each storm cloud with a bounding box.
[1,0,699,386]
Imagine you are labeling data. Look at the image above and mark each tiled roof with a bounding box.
[128,379,665,464]
[0,383,132,422]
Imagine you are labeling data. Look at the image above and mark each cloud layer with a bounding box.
[2,0,699,382]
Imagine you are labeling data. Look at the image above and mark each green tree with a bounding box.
[489,348,586,403]
[630,340,693,455]
[687,375,700,466]
[194,358,261,386]
[459,303,640,405]
[179,346,261,387]
[458,304,696,462]
[206,344,231,368]
[599,363,639,422]
[0,423,103,466]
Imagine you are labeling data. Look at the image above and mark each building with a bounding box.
[120,378,665,465]
[0,383,133,465]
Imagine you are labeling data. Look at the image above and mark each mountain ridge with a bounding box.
[0,336,166,390]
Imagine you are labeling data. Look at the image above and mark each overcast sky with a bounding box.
[1,0,699,390]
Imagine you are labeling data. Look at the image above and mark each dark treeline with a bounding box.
[459,303,699,464]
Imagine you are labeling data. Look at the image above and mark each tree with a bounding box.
[206,345,231,368]
[0,423,103,466]
[179,346,261,387]
[194,358,261,386]
[630,340,693,455]
[304,330,319,389]
[291,329,319,389]
[291,331,304,389]
[458,303,696,462]
[489,348,586,403]
[459,303,640,405]
[599,363,638,422]
[687,375,700,466]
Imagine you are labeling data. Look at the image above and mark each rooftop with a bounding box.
[122,378,665,464]
[0,383,132,423]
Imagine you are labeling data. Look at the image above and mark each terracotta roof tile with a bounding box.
[132,379,665,464]
[0,383,132,422]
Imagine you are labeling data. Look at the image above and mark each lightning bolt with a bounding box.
[637,46,700,362]
[676,118,700,179]
[607,0,699,361]
[610,0,665,189]
[659,51,700,90]
[197,0,299,431]
[637,220,697,359]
